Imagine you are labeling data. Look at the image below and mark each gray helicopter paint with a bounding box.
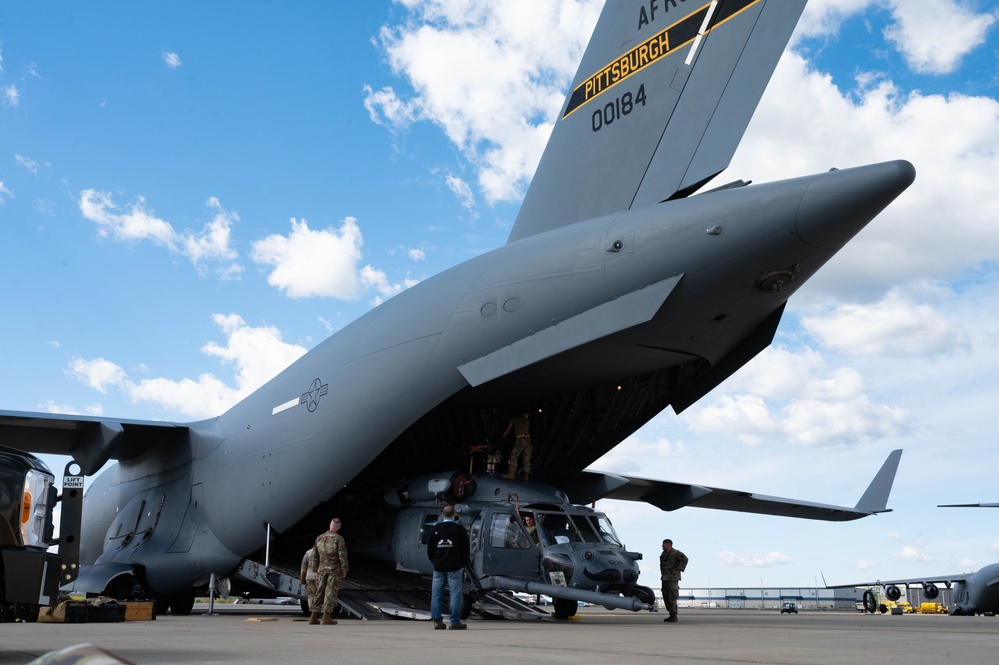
[1,0,913,601]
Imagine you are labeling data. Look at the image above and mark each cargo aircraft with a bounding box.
[1,0,914,616]
[829,504,999,616]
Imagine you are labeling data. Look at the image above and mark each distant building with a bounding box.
[671,586,862,610]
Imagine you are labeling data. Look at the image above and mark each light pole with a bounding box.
[760,577,764,610]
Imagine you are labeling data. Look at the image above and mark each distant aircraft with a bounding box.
[827,566,999,617]
[0,0,914,615]
[828,503,999,616]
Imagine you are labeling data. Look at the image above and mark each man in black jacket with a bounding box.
[427,504,470,630]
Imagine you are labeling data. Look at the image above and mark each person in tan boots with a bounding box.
[308,517,349,625]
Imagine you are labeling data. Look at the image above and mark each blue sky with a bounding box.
[2,0,998,591]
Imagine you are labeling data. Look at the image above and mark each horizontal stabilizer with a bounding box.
[0,409,188,475]
[457,274,682,387]
[566,449,903,522]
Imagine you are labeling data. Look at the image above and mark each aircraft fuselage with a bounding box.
[81,160,916,596]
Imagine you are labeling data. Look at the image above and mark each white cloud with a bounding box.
[892,545,934,564]
[0,180,12,204]
[251,217,366,299]
[687,346,914,447]
[884,0,998,74]
[16,154,48,174]
[180,198,242,279]
[3,84,18,107]
[43,401,104,417]
[717,550,795,568]
[797,0,997,76]
[367,0,603,204]
[796,0,880,38]
[67,358,129,394]
[68,315,307,419]
[408,247,426,261]
[162,51,182,68]
[954,557,978,571]
[78,190,243,278]
[251,216,411,302]
[445,174,475,209]
[363,85,417,130]
[801,291,970,357]
[856,559,878,570]
[593,435,685,475]
[80,189,176,245]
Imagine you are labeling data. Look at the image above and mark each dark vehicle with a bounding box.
[0,446,82,622]
[780,602,798,614]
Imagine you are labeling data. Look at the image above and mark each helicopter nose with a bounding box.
[795,160,915,251]
[582,566,639,584]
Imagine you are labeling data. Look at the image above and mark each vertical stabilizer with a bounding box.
[509,0,807,244]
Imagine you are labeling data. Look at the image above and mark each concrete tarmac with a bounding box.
[3,606,997,665]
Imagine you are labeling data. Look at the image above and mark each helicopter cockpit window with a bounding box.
[594,514,622,546]
[538,513,582,545]
[569,515,602,543]
[489,513,532,549]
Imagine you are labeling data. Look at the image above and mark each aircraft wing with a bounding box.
[509,0,807,243]
[564,449,902,522]
[823,574,975,590]
[938,503,999,508]
[0,409,190,475]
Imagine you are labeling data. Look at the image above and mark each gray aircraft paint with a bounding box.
[0,0,913,603]
[830,504,999,616]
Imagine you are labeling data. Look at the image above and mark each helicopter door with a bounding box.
[477,510,541,579]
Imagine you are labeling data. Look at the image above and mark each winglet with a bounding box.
[853,449,903,514]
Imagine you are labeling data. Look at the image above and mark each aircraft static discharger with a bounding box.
[1,0,913,617]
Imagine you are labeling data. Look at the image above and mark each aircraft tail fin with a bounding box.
[508,0,807,244]
[854,449,903,515]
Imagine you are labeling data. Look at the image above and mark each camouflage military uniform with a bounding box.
[660,545,688,621]
[506,413,533,479]
[300,547,318,611]
[309,530,349,614]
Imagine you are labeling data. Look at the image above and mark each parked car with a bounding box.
[780,602,798,614]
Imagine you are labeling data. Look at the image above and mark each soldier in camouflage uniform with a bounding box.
[503,411,533,480]
[299,546,318,613]
[308,518,349,625]
[659,538,688,623]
